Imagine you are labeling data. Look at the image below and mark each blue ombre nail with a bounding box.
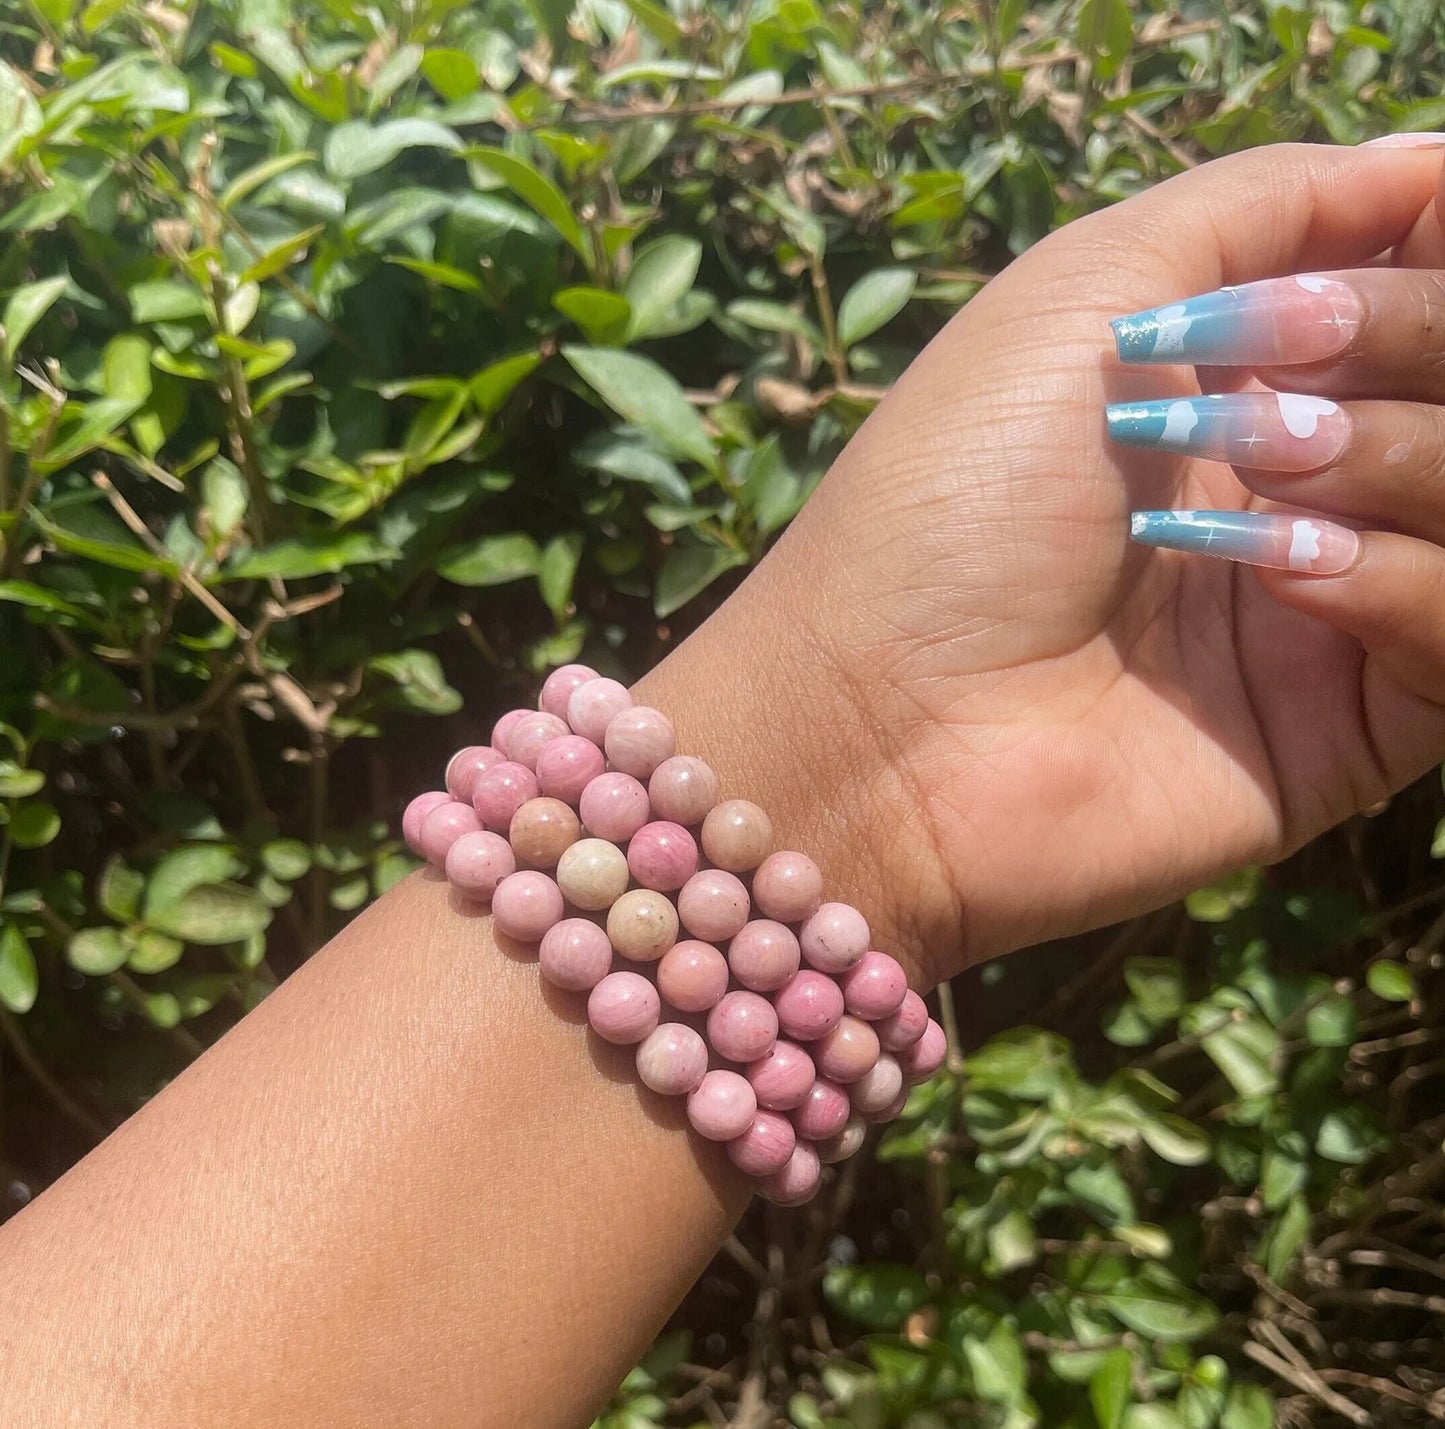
[1128,510,1358,573]
[1106,392,1348,471]
[1110,276,1361,367]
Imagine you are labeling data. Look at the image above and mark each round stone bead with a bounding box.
[760,1141,821,1206]
[555,837,630,911]
[579,771,651,843]
[728,920,800,992]
[656,940,729,1012]
[606,888,679,962]
[539,663,599,720]
[471,761,540,832]
[490,708,528,758]
[706,991,778,1064]
[678,869,750,943]
[752,851,824,924]
[445,745,503,803]
[864,1090,908,1124]
[726,1110,796,1177]
[444,830,516,901]
[686,1070,757,1142]
[773,970,844,1042]
[648,755,720,827]
[815,1015,880,1084]
[876,990,929,1052]
[816,1120,867,1165]
[509,797,581,870]
[567,677,632,744]
[588,971,660,1045]
[535,735,606,807]
[745,1041,815,1111]
[841,951,909,1020]
[850,1053,903,1116]
[793,1077,850,1141]
[419,800,483,866]
[539,918,613,992]
[507,711,570,771]
[800,902,870,975]
[402,790,450,857]
[603,705,676,779]
[635,1023,709,1096]
[627,820,698,892]
[491,871,564,943]
[899,1019,947,1082]
[701,799,774,873]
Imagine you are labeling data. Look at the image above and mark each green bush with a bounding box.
[2,0,1444,1424]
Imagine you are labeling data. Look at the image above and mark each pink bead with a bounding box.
[647,755,720,826]
[509,797,580,869]
[728,920,800,992]
[443,830,516,900]
[678,869,750,942]
[706,990,778,1064]
[605,889,679,962]
[793,1077,850,1141]
[579,771,651,842]
[539,917,613,991]
[899,1019,947,1082]
[535,735,606,806]
[760,1141,821,1205]
[490,708,528,757]
[686,1069,757,1141]
[701,799,773,873]
[656,940,730,1012]
[841,951,909,1020]
[752,851,824,924]
[773,970,844,1042]
[567,677,633,743]
[726,1110,796,1177]
[850,1053,903,1115]
[817,1120,867,1165]
[799,902,870,974]
[635,1023,708,1096]
[445,746,504,803]
[419,800,483,866]
[471,761,539,831]
[745,1041,815,1110]
[587,971,660,1045]
[539,663,599,720]
[627,820,698,892]
[876,990,929,1051]
[402,791,450,856]
[865,1090,908,1124]
[814,1015,880,1084]
[603,705,676,779]
[507,711,570,771]
[490,870,564,943]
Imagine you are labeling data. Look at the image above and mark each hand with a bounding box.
[639,141,1445,985]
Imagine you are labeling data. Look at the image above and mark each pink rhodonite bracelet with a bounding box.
[400,664,946,1206]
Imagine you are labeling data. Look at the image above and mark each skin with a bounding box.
[2,142,1445,1427]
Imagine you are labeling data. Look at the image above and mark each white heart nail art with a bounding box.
[1276,393,1339,439]
[1294,275,1331,294]
[1150,304,1193,356]
[1161,401,1200,443]
[1288,519,1323,569]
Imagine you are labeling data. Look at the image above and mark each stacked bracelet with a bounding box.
[401,664,946,1206]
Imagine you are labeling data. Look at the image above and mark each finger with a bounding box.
[1394,139,1445,267]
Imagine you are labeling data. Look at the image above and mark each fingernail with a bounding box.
[1129,510,1359,574]
[1106,392,1349,471]
[1110,275,1362,366]
[1362,132,1445,148]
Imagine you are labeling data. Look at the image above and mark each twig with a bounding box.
[1242,1340,1369,1425]
[0,1006,108,1142]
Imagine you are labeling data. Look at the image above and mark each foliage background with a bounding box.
[2,0,1444,1424]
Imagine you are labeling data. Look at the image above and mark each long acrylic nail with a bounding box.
[1111,275,1362,366]
[1106,392,1349,471]
[1129,510,1359,574]
[1362,132,1445,148]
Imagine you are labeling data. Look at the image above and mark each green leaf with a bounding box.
[624,235,702,340]
[1140,1114,1210,1167]
[836,267,916,349]
[146,883,272,945]
[1123,958,1185,1021]
[1259,1192,1311,1281]
[0,923,38,1013]
[31,501,165,574]
[240,224,326,284]
[553,286,632,345]
[0,580,91,622]
[220,151,316,210]
[1102,1000,1158,1047]
[102,333,153,402]
[0,60,42,168]
[538,532,584,619]
[128,930,184,975]
[655,541,746,618]
[437,533,541,587]
[0,761,45,799]
[964,1027,1072,1100]
[822,1264,929,1331]
[3,276,68,357]
[130,279,208,324]
[387,257,482,292]
[226,533,395,581]
[1199,1017,1279,1099]
[962,1322,1026,1403]
[98,856,144,922]
[468,146,588,261]
[144,846,245,916]
[202,458,249,540]
[1090,1349,1132,1429]
[469,352,543,414]
[261,839,311,881]
[1076,0,1134,82]
[574,432,691,505]
[368,649,462,714]
[987,1209,1037,1271]
[1100,1271,1219,1342]
[1316,1105,1386,1165]
[1220,1384,1274,1429]
[9,800,60,849]
[34,397,145,474]
[1366,958,1415,1002]
[1305,990,1356,1048]
[563,346,716,469]
[68,926,132,976]
[324,118,463,180]
[1185,867,1260,922]
[421,48,479,101]
[726,298,824,346]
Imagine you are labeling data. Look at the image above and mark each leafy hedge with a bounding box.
[3,0,1445,1424]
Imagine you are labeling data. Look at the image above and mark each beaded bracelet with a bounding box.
[401,664,946,1206]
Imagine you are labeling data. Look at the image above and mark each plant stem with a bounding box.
[0,1006,108,1142]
